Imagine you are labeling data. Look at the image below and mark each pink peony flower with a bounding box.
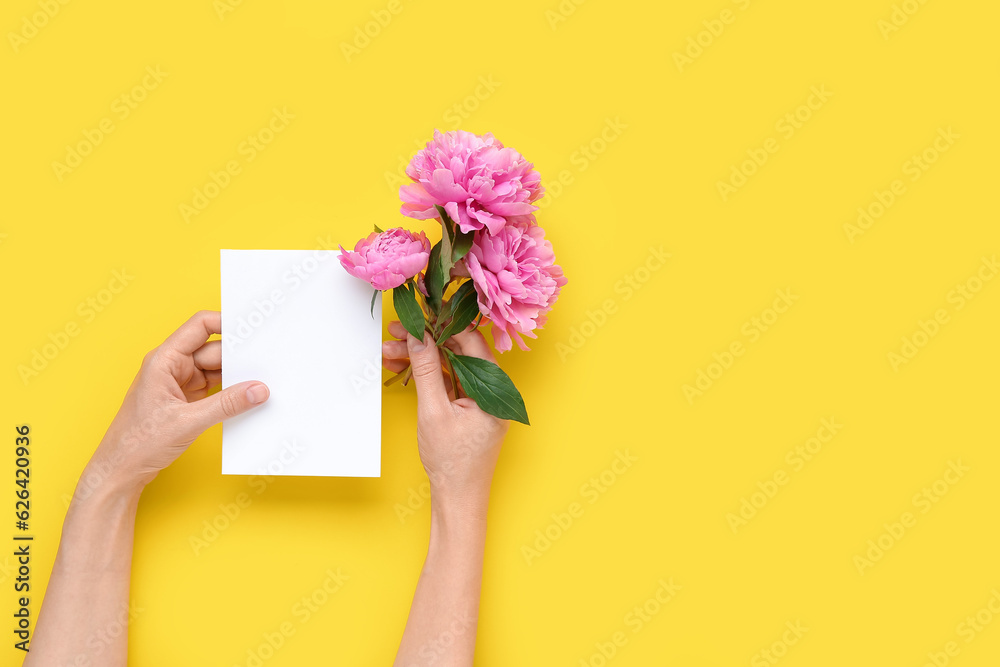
[338,228,431,291]
[399,130,544,236]
[465,220,567,353]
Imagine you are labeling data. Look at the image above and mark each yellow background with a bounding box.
[2,0,999,665]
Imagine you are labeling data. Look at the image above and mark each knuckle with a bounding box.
[140,349,170,378]
[410,358,437,377]
[141,348,158,368]
[161,347,189,376]
[218,391,242,418]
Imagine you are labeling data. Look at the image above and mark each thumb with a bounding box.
[406,332,449,413]
[185,381,269,433]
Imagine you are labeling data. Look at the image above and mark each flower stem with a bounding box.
[445,353,462,399]
[415,286,437,338]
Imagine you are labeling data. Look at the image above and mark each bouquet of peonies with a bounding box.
[338,130,566,425]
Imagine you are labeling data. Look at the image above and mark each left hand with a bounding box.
[79,310,269,498]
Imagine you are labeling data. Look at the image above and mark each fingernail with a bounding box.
[382,341,392,353]
[246,384,269,404]
[410,334,426,352]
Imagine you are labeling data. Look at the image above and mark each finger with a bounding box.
[184,380,269,432]
[383,358,409,373]
[162,310,221,356]
[388,321,407,340]
[187,369,222,401]
[406,332,449,414]
[443,337,463,355]
[204,369,222,389]
[381,339,409,360]
[180,367,208,402]
[184,367,208,391]
[449,327,497,363]
[193,340,222,370]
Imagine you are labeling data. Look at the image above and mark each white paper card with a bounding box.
[220,249,381,477]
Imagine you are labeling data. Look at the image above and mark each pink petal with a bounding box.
[425,168,468,202]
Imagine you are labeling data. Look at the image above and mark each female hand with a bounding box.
[28,311,270,667]
[80,310,269,499]
[382,321,509,504]
[388,322,509,665]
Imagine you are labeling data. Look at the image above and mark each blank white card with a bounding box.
[220,249,381,477]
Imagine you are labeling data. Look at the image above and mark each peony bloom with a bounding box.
[338,228,430,291]
[400,130,544,236]
[465,220,567,352]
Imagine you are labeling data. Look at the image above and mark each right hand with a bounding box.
[382,321,509,504]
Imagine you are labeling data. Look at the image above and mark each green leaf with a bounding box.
[392,282,425,341]
[440,280,475,321]
[425,242,444,313]
[445,350,529,425]
[437,212,454,269]
[441,232,454,275]
[435,205,455,242]
[436,284,481,344]
[373,224,384,233]
[452,227,474,263]
[370,289,379,318]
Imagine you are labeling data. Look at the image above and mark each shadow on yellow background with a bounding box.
[2,0,999,664]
